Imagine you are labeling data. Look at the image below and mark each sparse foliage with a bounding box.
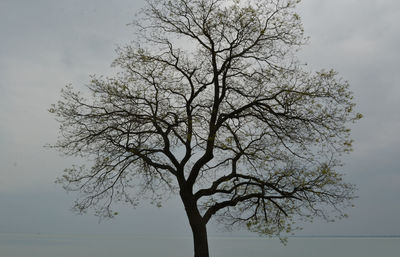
[50,0,361,256]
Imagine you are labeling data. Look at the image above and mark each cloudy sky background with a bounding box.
[0,0,399,236]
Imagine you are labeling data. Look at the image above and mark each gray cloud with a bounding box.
[0,0,399,236]
[299,0,400,160]
[0,0,145,192]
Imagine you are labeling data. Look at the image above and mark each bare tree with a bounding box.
[50,0,361,256]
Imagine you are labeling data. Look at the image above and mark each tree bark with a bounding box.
[190,216,209,257]
[180,191,210,257]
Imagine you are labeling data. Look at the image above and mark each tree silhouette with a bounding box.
[50,1,361,256]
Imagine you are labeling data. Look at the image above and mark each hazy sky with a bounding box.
[0,0,399,236]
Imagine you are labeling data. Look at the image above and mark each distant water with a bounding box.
[1,233,399,257]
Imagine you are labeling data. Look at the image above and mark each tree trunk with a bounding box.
[190,216,209,257]
[180,191,210,257]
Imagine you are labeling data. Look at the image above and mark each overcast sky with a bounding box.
[0,0,399,236]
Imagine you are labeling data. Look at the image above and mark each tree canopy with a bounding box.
[50,0,361,256]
